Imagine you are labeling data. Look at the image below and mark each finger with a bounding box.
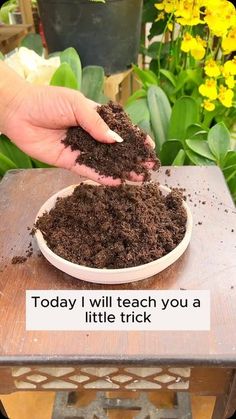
[72,163,122,186]
[72,93,123,144]
[85,98,101,109]
[128,171,146,182]
[54,147,80,170]
[143,160,156,169]
[145,135,155,149]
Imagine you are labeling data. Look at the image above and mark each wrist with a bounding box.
[0,61,30,134]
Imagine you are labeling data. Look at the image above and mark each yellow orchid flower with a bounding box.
[218,85,234,107]
[190,36,206,60]
[202,99,215,112]
[155,0,177,13]
[156,11,165,21]
[223,57,236,76]
[204,59,221,78]
[222,28,236,54]
[225,76,235,89]
[175,1,202,26]
[204,1,236,37]
[199,79,218,100]
[155,2,165,10]
[181,32,195,52]
[181,33,206,59]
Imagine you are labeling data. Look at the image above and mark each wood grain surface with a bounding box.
[0,24,33,54]
[0,167,235,364]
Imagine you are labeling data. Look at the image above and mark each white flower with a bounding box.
[5,47,60,85]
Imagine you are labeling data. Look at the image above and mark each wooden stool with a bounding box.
[0,24,33,54]
[52,391,192,418]
[0,167,235,419]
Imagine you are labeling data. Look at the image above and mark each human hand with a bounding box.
[1,65,155,185]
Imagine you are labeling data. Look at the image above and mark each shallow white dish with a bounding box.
[35,181,193,284]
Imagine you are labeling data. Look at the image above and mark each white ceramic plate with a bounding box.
[35,181,193,284]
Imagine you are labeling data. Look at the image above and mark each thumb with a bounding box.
[72,91,123,144]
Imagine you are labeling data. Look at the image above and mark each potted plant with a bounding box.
[37,0,143,74]
[125,0,236,203]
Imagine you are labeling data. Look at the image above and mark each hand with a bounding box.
[2,83,128,185]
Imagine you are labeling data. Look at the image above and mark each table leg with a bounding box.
[212,370,236,419]
[0,400,8,418]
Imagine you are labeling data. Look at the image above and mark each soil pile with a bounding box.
[62,102,160,181]
[35,183,187,269]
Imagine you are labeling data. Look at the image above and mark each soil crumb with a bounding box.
[62,101,160,181]
[12,256,27,265]
[35,183,187,269]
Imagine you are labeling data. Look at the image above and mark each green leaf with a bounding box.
[174,71,189,93]
[207,122,230,164]
[143,0,160,23]
[50,63,78,89]
[60,47,82,90]
[224,166,236,182]
[133,64,158,86]
[227,173,236,203]
[160,140,183,165]
[0,2,16,24]
[21,34,43,56]
[168,96,199,140]
[186,150,216,166]
[174,69,202,94]
[160,69,176,87]
[0,135,32,168]
[223,151,236,170]
[31,159,52,168]
[48,51,62,58]
[0,51,4,61]
[81,65,105,102]
[172,149,186,165]
[147,85,171,152]
[138,119,155,138]
[125,89,147,106]
[186,140,216,161]
[148,19,167,39]
[186,124,208,140]
[0,152,17,176]
[143,42,161,58]
[125,98,150,125]
[186,68,203,85]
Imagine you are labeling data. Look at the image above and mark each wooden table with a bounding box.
[0,167,235,418]
[0,24,33,54]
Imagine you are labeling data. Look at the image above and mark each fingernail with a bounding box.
[147,135,155,149]
[107,129,123,143]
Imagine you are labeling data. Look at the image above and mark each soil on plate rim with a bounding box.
[35,183,187,269]
[62,101,160,181]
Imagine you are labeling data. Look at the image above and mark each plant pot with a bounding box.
[37,0,143,74]
[35,182,192,284]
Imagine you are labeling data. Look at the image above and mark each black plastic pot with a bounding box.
[37,0,143,74]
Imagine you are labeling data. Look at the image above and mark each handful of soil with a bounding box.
[62,101,160,181]
[35,183,187,269]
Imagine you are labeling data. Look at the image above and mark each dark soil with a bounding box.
[62,101,160,181]
[35,183,187,269]
[12,256,27,264]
